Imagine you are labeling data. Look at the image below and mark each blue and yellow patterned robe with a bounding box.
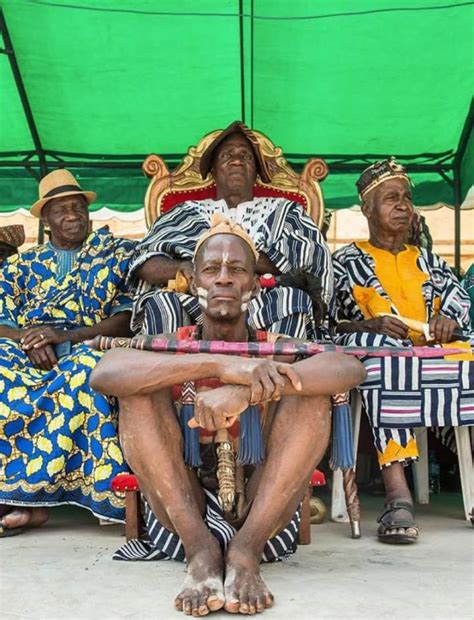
[0,227,134,521]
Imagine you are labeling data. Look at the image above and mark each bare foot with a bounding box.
[0,507,49,531]
[174,537,225,616]
[224,545,274,615]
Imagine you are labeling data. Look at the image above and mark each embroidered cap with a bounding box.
[356,158,411,200]
[194,214,259,262]
[0,224,25,249]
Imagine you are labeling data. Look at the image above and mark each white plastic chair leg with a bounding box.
[454,426,474,521]
[413,427,430,504]
[331,468,348,522]
[331,390,362,522]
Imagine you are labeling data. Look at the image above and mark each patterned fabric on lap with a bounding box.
[338,332,474,428]
[0,342,126,520]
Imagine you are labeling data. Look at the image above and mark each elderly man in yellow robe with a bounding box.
[333,159,473,544]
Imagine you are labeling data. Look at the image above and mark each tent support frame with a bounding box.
[0,8,470,268]
[239,0,246,123]
[453,99,473,275]
[0,9,47,179]
[0,8,47,242]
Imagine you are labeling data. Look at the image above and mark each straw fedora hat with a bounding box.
[31,169,97,218]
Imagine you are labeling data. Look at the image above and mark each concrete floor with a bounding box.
[2,493,473,620]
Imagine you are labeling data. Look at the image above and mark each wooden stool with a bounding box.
[112,469,330,545]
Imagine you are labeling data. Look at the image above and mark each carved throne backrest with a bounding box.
[142,128,328,228]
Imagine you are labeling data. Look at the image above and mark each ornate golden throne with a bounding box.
[111,130,365,545]
[112,131,362,546]
[142,128,329,228]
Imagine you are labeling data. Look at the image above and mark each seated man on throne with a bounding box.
[128,121,333,339]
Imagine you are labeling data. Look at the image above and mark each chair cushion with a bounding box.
[112,469,325,492]
[310,469,327,487]
[111,473,139,492]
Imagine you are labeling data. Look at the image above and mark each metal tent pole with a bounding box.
[0,8,48,242]
[452,99,473,276]
[239,0,246,123]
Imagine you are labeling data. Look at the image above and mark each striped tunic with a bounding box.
[128,197,333,337]
[332,243,473,466]
[333,242,471,331]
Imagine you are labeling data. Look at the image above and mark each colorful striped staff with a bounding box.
[92,335,466,358]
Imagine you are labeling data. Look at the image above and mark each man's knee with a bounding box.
[310,395,331,432]
[279,394,331,428]
[119,393,153,419]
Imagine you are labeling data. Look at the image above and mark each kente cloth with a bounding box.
[0,228,135,521]
[127,197,334,335]
[333,242,474,467]
[113,489,300,563]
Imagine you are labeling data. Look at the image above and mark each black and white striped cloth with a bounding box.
[127,197,334,333]
[113,489,300,563]
[333,243,474,463]
[141,287,321,340]
[333,242,471,331]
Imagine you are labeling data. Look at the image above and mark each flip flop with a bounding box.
[0,523,23,538]
[377,499,418,544]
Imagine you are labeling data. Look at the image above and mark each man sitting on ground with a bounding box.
[128,120,332,340]
[91,218,365,615]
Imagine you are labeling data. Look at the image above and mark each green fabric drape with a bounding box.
[1,0,472,213]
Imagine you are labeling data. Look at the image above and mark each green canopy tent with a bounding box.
[1,0,473,270]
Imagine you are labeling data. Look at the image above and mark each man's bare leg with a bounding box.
[119,391,225,616]
[224,394,331,614]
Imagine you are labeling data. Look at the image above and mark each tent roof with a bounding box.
[1,0,473,216]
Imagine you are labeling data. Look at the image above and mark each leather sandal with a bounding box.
[377,499,418,544]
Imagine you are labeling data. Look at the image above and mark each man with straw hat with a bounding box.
[0,224,25,264]
[91,217,365,616]
[0,169,135,536]
[333,159,473,544]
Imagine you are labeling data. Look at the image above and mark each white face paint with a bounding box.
[197,235,253,317]
[196,286,208,310]
[240,291,251,312]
